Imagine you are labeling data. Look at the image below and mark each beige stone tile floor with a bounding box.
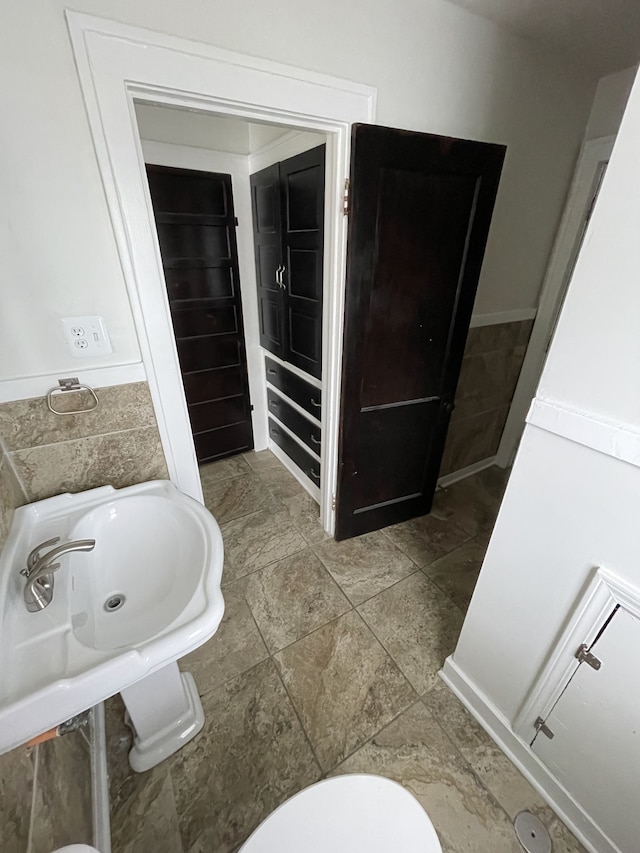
[106,451,586,853]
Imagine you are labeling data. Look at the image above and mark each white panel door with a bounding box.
[532,606,640,853]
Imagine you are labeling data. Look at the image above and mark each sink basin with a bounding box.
[0,480,224,759]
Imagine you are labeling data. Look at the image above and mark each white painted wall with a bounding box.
[0,0,594,384]
[139,135,269,451]
[449,67,640,853]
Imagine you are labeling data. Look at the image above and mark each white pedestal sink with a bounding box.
[0,480,224,771]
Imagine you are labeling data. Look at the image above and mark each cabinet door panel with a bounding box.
[280,145,325,379]
[250,164,285,359]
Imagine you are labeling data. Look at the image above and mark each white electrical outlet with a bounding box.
[61,316,113,357]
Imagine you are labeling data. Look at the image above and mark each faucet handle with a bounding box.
[23,537,61,576]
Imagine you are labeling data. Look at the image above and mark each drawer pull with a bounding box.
[310,434,321,445]
[267,368,277,375]
[309,469,320,481]
[269,399,279,407]
[310,398,321,408]
[270,428,279,436]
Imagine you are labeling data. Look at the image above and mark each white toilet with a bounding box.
[240,774,442,852]
[54,775,442,853]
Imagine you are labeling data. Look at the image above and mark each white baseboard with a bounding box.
[437,456,497,488]
[439,657,619,853]
[90,703,111,853]
[469,308,537,328]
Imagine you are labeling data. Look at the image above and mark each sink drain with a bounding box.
[104,594,125,613]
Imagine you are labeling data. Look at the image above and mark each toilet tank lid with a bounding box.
[240,774,442,853]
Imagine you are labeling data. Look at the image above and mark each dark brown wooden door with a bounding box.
[280,145,325,378]
[250,163,286,359]
[250,145,325,379]
[146,165,254,463]
[335,125,505,540]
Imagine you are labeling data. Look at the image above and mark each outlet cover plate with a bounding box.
[61,316,113,357]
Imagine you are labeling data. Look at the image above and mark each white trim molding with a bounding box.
[440,657,617,853]
[66,11,375,524]
[0,363,146,405]
[437,455,496,488]
[496,135,616,468]
[527,397,640,469]
[513,565,640,739]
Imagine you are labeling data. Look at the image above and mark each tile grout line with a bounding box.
[322,695,426,778]
[7,424,157,456]
[240,590,325,777]
[418,693,525,833]
[26,744,39,853]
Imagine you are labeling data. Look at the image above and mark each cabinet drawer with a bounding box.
[265,356,321,418]
[269,418,321,487]
[267,389,321,454]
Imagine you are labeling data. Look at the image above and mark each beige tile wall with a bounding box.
[0,380,168,852]
[0,381,168,505]
[440,320,533,476]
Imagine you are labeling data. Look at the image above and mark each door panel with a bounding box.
[146,165,254,463]
[250,163,285,359]
[360,168,480,407]
[175,335,240,373]
[281,145,325,378]
[163,266,235,301]
[532,607,640,853]
[335,124,505,539]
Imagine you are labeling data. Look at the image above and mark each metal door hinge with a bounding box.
[234,216,239,226]
[534,716,554,739]
[332,493,336,510]
[342,179,350,216]
[575,643,601,670]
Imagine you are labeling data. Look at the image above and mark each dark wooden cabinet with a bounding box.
[268,418,321,487]
[146,165,254,464]
[250,145,325,379]
[264,357,321,491]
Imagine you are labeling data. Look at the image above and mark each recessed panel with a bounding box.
[171,304,238,340]
[257,245,280,292]
[147,170,227,216]
[163,266,234,301]
[359,168,478,408]
[289,310,320,363]
[188,395,249,434]
[194,422,253,462]
[176,334,240,373]
[287,248,321,301]
[156,224,229,263]
[286,165,321,231]
[260,299,282,347]
[182,366,245,404]
[255,183,279,233]
[351,402,440,511]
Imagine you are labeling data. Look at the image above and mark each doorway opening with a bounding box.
[134,101,329,512]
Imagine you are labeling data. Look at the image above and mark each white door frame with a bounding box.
[496,135,615,468]
[66,11,376,533]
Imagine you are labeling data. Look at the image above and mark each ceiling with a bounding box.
[445,0,640,76]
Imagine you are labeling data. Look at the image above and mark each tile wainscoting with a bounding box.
[0,380,167,852]
[440,319,534,476]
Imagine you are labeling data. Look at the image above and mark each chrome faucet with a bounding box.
[20,536,96,612]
